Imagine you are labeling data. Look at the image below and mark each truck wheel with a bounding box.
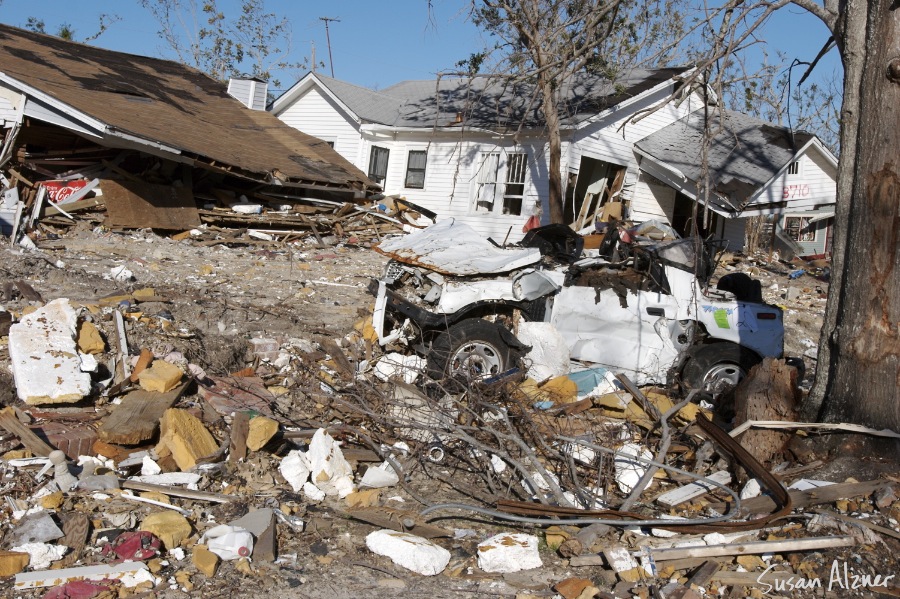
[427,319,515,381]
[681,343,760,398]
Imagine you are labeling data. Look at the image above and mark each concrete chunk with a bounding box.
[246,416,279,451]
[156,409,218,471]
[365,529,450,576]
[9,299,91,404]
[477,533,542,573]
[138,360,184,393]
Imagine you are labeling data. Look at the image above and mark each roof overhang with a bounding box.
[636,149,737,218]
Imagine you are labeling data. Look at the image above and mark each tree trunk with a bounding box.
[539,73,565,224]
[805,0,900,432]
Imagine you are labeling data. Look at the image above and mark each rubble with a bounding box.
[0,211,897,599]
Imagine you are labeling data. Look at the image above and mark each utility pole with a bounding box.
[311,40,316,73]
[319,16,340,78]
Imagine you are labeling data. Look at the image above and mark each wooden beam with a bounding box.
[97,383,189,445]
[0,407,56,457]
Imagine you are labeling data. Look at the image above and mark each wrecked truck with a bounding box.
[369,219,785,396]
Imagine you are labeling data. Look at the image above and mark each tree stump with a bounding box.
[733,358,800,472]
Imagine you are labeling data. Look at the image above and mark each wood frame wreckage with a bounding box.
[0,23,385,238]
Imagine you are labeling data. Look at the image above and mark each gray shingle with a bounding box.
[315,67,688,130]
[635,110,814,210]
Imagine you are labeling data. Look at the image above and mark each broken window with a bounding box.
[784,216,815,242]
[474,152,499,212]
[404,150,427,189]
[503,153,527,215]
[368,146,390,186]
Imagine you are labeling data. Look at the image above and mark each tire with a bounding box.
[427,319,516,381]
[681,343,761,398]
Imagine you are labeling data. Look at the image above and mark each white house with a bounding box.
[271,70,836,253]
[633,110,837,256]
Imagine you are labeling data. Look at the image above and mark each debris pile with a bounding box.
[0,224,897,598]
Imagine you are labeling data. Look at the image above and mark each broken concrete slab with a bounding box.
[365,529,450,576]
[8,298,92,404]
[8,512,64,546]
[477,533,542,573]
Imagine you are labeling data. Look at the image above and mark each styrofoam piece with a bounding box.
[365,529,450,576]
[79,352,99,373]
[8,299,92,404]
[141,455,162,476]
[11,543,67,570]
[231,203,262,214]
[109,265,133,281]
[305,429,355,498]
[302,482,325,502]
[279,450,310,493]
[200,524,254,560]
[477,533,542,573]
[15,561,151,589]
[614,443,653,494]
[516,322,570,382]
[740,478,762,500]
[360,462,400,489]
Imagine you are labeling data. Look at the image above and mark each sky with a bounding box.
[0,0,840,97]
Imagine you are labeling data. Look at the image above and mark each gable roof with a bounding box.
[274,67,689,132]
[0,24,374,191]
[635,110,833,213]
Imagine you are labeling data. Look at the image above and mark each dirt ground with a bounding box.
[1,226,896,599]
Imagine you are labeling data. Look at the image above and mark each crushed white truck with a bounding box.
[370,219,789,397]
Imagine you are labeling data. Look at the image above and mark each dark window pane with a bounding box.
[368,146,389,185]
[405,150,427,188]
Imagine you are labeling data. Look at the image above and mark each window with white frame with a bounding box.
[404,150,427,189]
[474,152,500,212]
[503,153,528,215]
[368,146,389,186]
[783,216,816,242]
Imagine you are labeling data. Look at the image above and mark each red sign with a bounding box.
[41,180,90,204]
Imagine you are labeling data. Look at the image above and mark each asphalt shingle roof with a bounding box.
[313,67,688,130]
[0,24,372,190]
[635,110,814,210]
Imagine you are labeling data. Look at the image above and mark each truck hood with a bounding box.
[374,220,542,276]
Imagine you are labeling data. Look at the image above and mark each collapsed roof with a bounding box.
[0,24,375,192]
[635,110,819,214]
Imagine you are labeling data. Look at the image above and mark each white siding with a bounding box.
[631,172,676,222]
[743,146,836,214]
[721,216,747,252]
[274,87,361,166]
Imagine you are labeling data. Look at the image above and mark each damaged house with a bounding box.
[633,110,837,257]
[271,71,835,254]
[0,24,378,236]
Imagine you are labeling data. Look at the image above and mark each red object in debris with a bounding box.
[522,214,541,233]
[101,531,162,562]
[40,180,89,204]
[43,580,113,599]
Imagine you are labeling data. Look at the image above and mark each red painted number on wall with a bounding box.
[782,184,810,199]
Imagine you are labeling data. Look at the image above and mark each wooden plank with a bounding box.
[708,480,891,515]
[43,196,104,217]
[345,507,452,539]
[97,383,188,445]
[229,411,249,463]
[648,535,855,561]
[0,407,56,456]
[656,470,732,507]
[686,560,720,588]
[121,480,235,503]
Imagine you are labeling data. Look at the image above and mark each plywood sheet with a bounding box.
[102,179,200,230]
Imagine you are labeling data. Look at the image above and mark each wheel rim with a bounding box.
[448,341,503,379]
[701,363,745,395]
